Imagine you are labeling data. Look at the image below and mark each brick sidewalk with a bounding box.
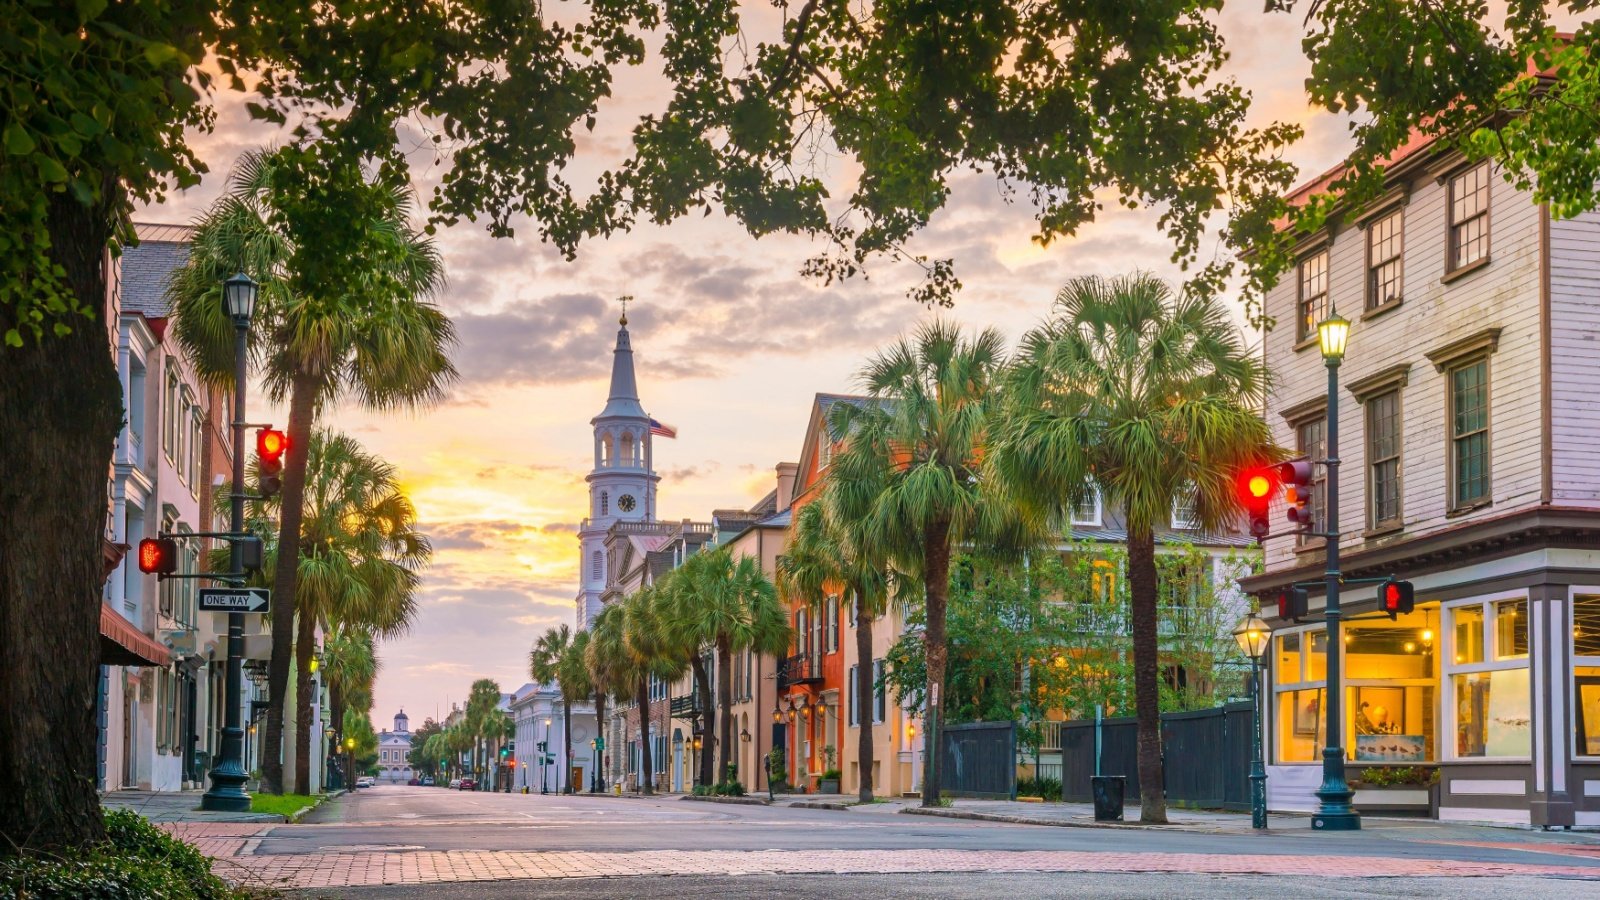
[158,825,1600,890]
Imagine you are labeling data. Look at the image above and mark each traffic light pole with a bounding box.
[1311,354,1360,831]
[201,320,252,812]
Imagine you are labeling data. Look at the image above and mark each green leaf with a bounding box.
[4,124,36,156]
[143,43,179,66]
[35,155,68,182]
[76,0,108,21]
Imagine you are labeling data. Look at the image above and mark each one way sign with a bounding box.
[199,587,271,613]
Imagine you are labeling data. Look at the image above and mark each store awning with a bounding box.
[100,604,171,667]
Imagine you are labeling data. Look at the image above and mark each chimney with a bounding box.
[775,462,799,510]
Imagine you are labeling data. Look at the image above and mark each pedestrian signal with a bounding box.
[138,538,179,576]
[1379,579,1415,619]
[1277,586,1308,621]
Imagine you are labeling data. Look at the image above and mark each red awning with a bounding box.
[100,604,171,667]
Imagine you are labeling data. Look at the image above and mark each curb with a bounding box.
[900,807,1224,833]
[680,794,770,806]
[785,800,855,811]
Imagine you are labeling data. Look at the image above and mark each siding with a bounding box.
[1549,206,1600,505]
[1262,164,1545,572]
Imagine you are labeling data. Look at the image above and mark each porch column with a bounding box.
[1529,581,1576,827]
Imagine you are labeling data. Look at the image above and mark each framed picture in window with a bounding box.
[1294,689,1323,739]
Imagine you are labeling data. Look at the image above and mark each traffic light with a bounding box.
[137,537,178,576]
[1278,460,1315,531]
[256,428,288,498]
[1276,586,1308,621]
[1238,466,1279,539]
[1379,579,1415,619]
[500,746,509,759]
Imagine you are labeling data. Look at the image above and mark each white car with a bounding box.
[356,776,376,788]
[448,778,462,789]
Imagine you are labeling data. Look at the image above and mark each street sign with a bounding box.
[199,587,271,613]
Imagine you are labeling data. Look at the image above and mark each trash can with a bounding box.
[1091,775,1125,822]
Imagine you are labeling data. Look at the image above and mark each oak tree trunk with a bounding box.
[855,605,876,803]
[263,370,317,794]
[1128,527,1168,823]
[716,635,734,784]
[294,604,316,795]
[636,678,653,795]
[920,519,951,807]
[0,192,121,850]
[690,654,715,787]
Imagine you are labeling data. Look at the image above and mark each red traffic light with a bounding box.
[1238,466,1279,539]
[137,537,178,576]
[257,428,288,462]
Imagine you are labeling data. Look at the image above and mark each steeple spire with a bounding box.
[597,296,646,420]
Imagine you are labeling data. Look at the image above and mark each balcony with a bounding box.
[669,694,704,721]
[1062,604,1225,640]
[778,653,823,690]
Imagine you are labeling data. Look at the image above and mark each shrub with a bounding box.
[0,809,261,900]
[691,784,711,796]
[712,780,746,797]
[1354,766,1436,787]
[820,768,841,781]
[1016,776,1061,801]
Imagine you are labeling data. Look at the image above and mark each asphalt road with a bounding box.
[291,785,1599,866]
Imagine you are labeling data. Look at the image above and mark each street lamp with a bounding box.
[1312,308,1360,831]
[1233,614,1271,830]
[344,736,357,794]
[201,272,258,812]
[542,717,552,795]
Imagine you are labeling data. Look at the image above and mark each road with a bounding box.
[178,785,1600,897]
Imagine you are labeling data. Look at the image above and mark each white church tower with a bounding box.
[575,307,658,629]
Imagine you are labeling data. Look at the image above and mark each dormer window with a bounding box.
[1070,481,1102,528]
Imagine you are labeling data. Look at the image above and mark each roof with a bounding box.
[815,392,878,440]
[121,226,192,318]
[1069,525,1257,550]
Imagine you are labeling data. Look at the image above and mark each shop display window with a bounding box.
[1277,632,1301,681]
[1277,689,1324,763]
[1452,669,1530,757]
[1576,666,1600,758]
[1452,605,1483,664]
[1494,599,1528,660]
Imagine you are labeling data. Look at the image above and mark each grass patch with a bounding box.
[248,793,320,818]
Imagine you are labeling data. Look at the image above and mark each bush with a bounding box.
[1016,777,1062,802]
[712,780,746,797]
[820,768,841,781]
[0,809,262,900]
[1354,765,1436,787]
[691,784,711,796]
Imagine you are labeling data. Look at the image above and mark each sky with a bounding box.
[134,6,1417,728]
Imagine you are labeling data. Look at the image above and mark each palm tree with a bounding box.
[321,623,378,782]
[283,430,429,793]
[990,273,1273,824]
[827,320,1028,807]
[652,562,716,786]
[662,548,790,786]
[530,625,582,794]
[585,605,631,792]
[168,147,454,794]
[779,500,894,802]
[556,630,595,794]
[465,678,503,788]
[592,587,684,795]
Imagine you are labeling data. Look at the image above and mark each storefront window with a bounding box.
[1277,633,1300,682]
[1494,599,1528,659]
[1306,631,1328,682]
[1453,669,1530,757]
[1278,689,1324,763]
[1453,605,1484,664]
[1576,666,1600,758]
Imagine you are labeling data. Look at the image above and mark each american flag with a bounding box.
[649,418,677,439]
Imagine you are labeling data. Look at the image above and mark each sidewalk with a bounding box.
[102,789,287,824]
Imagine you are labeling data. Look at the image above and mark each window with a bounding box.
[825,595,839,653]
[1575,596,1600,758]
[1297,249,1329,342]
[1365,209,1403,310]
[164,367,178,457]
[591,550,603,583]
[189,405,202,493]
[794,609,807,657]
[1445,596,1530,759]
[1449,359,1490,509]
[847,666,859,726]
[818,439,832,470]
[599,492,609,516]
[1296,416,1328,539]
[1170,486,1198,530]
[872,659,886,724]
[1070,482,1101,527]
[1448,162,1491,272]
[1366,390,1401,528]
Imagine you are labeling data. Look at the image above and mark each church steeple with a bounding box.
[597,307,646,420]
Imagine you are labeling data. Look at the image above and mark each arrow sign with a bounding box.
[199,587,270,613]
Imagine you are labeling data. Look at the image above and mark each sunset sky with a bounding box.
[132,6,1551,729]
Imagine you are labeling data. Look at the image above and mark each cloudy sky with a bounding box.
[135,6,1464,727]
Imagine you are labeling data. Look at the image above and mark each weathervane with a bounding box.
[618,294,633,326]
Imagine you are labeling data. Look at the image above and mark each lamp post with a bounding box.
[201,273,257,812]
[1312,310,1360,831]
[344,736,357,793]
[542,717,552,794]
[1233,614,1271,830]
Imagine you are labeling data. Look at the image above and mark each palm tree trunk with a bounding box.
[636,678,654,795]
[593,692,607,792]
[264,369,317,794]
[855,604,876,803]
[328,683,345,789]
[690,655,714,787]
[0,189,121,850]
[562,699,573,793]
[293,606,316,795]
[716,635,734,784]
[1127,527,1167,824]
[920,518,951,807]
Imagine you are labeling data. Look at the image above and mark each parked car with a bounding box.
[456,778,476,791]
[448,778,462,789]
[420,777,434,786]
[407,778,420,786]
[356,776,376,788]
